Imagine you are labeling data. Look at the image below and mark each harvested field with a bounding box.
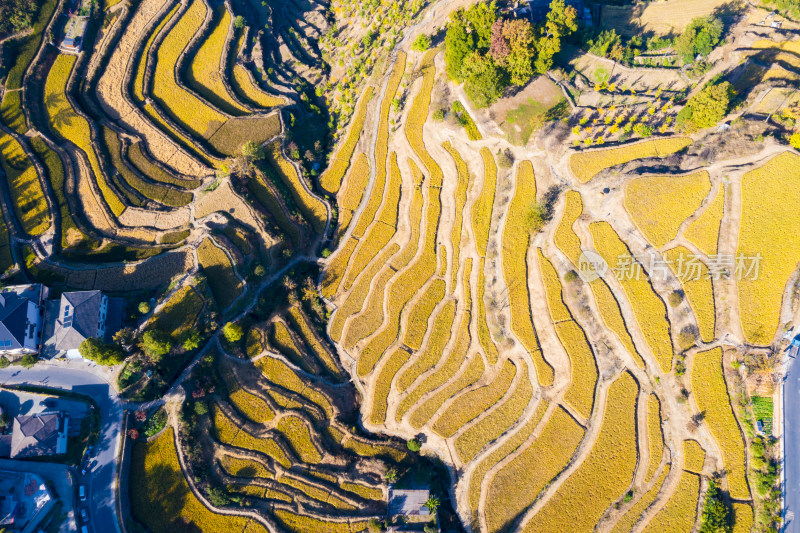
[197,237,242,309]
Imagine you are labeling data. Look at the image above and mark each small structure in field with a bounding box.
[388,488,433,524]
[58,0,92,54]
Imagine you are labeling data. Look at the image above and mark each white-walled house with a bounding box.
[0,284,46,359]
[43,291,124,358]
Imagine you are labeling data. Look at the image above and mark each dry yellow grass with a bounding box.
[503,161,553,386]
[45,54,126,216]
[691,347,749,499]
[685,182,723,255]
[555,321,598,419]
[133,4,180,103]
[610,465,670,533]
[320,86,374,195]
[455,361,533,463]
[683,439,705,473]
[624,171,711,248]
[197,237,242,309]
[286,306,342,378]
[273,511,366,533]
[0,133,49,235]
[188,7,248,115]
[131,429,266,533]
[523,372,639,533]
[641,471,700,533]
[738,152,800,345]
[433,359,517,438]
[645,394,663,481]
[590,222,673,372]
[404,49,441,187]
[229,387,274,424]
[664,246,715,342]
[570,137,692,183]
[255,357,334,418]
[219,454,271,478]
[486,405,585,532]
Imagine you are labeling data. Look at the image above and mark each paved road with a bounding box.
[785,357,799,532]
[0,361,122,533]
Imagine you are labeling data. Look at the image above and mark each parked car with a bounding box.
[43,399,57,408]
[79,485,86,502]
[79,508,88,523]
[81,527,88,533]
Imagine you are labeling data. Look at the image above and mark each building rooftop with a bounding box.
[388,489,431,517]
[9,414,67,459]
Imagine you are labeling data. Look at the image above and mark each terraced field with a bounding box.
[3,0,793,531]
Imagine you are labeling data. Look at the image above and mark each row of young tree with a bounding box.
[444,0,578,107]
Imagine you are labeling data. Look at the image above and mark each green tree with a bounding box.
[138,301,151,315]
[633,123,654,137]
[233,15,246,29]
[242,141,265,161]
[679,81,733,130]
[385,467,398,483]
[425,494,441,513]
[536,0,578,73]
[140,330,172,362]
[181,330,202,351]
[223,322,244,343]
[503,19,536,85]
[674,16,723,63]
[699,480,732,532]
[412,33,431,52]
[407,438,422,452]
[462,52,505,108]
[789,132,800,149]
[463,1,498,51]
[79,337,125,366]
[444,19,472,81]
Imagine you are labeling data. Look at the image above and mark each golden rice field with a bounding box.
[570,137,692,183]
[554,190,584,266]
[641,470,700,532]
[131,429,266,533]
[624,171,711,248]
[473,148,497,257]
[319,86,374,195]
[45,54,126,217]
[664,246,716,342]
[397,299,456,391]
[265,142,327,234]
[554,321,598,419]
[444,141,470,287]
[590,222,673,372]
[523,372,638,533]
[485,405,584,531]
[611,465,670,533]
[231,65,284,109]
[683,439,706,473]
[738,152,800,345]
[0,133,49,236]
[685,182,724,255]
[691,347,750,499]
[503,161,553,385]
[645,394,663,481]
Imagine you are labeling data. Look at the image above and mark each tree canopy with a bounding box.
[444,0,577,107]
[678,81,734,130]
[79,337,125,366]
[674,16,724,63]
[140,330,172,363]
[699,480,732,533]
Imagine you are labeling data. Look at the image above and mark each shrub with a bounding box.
[406,438,421,452]
[141,330,172,362]
[412,33,431,52]
[79,338,125,366]
[678,81,733,130]
[19,354,35,369]
[222,322,243,343]
[138,301,151,315]
[633,123,653,137]
[433,109,445,121]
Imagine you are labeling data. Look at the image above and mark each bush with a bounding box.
[633,123,653,137]
[668,291,684,307]
[142,408,168,438]
[223,322,243,343]
[79,338,125,366]
[19,354,35,369]
[140,330,172,362]
[678,81,733,130]
[412,33,431,52]
[433,109,446,121]
[674,16,723,63]
[138,301,151,315]
[407,438,422,452]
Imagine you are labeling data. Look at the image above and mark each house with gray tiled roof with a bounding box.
[9,413,68,458]
[43,291,124,358]
[0,284,46,359]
